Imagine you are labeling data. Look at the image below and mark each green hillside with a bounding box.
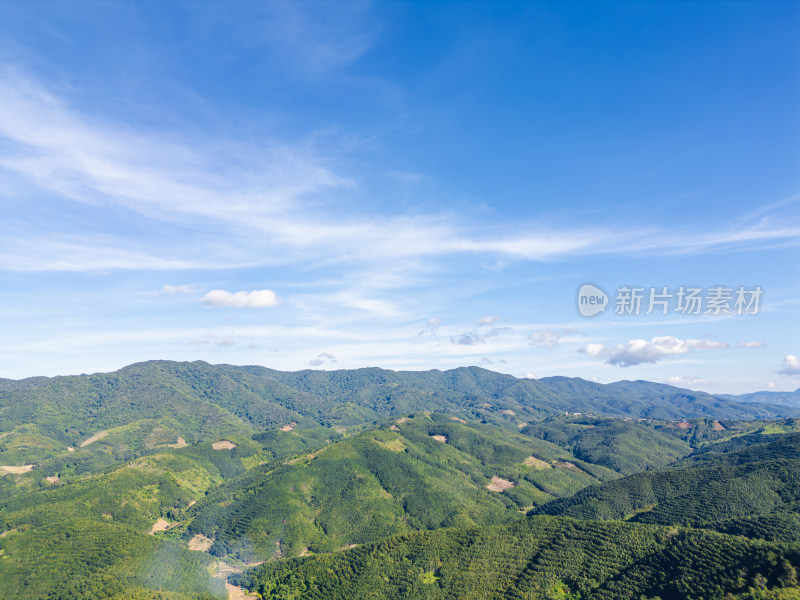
[233,515,800,600]
[2,361,799,599]
[187,413,620,562]
[2,361,793,472]
[534,433,800,541]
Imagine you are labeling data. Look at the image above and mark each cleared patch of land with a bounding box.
[45,475,60,484]
[280,422,297,432]
[149,518,174,534]
[389,424,400,431]
[500,409,516,416]
[486,476,516,492]
[79,430,108,447]
[67,447,75,452]
[168,436,188,448]
[212,440,237,450]
[188,534,214,551]
[0,465,34,474]
[430,434,447,443]
[524,456,550,469]
[449,417,467,424]
[675,421,691,430]
[713,420,726,431]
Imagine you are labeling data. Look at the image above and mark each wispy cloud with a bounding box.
[202,290,280,309]
[2,70,799,278]
[159,284,196,296]
[736,340,766,349]
[667,375,710,387]
[579,336,728,367]
[529,329,561,350]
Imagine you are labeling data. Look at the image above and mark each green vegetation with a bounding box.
[233,515,800,600]
[187,413,618,561]
[2,361,800,599]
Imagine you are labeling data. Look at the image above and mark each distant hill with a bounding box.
[724,388,800,407]
[1,361,795,470]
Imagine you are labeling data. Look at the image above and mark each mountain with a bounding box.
[724,389,800,407]
[1,361,795,470]
[2,361,800,599]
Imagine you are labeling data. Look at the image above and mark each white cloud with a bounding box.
[427,317,442,328]
[579,336,729,367]
[667,376,710,387]
[309,352,337,367]
[768,381,776,389]
[202,289,279,309]
[477,316,500,326]
[777,355,800,376]
[529,329,560,350]
[736,340,766,349]
[159,284,196,296]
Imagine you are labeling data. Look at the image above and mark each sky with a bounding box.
[0,0,798,393]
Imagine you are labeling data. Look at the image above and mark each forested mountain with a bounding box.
[1,360,794,469]
[234,431,800,600]
[2,361,800,599]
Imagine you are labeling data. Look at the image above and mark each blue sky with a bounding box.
[0,0,798,392]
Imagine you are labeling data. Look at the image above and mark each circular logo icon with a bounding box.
[577,284,608,317]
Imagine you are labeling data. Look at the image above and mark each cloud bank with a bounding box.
[579,336,728,367]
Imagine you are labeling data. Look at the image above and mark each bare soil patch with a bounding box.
[45,475,60,484]
[430,434,447,443]
[449,417,467,424]
[500,409,516,416]
[212,440,237,450]
[389,424,400,431]
[280,422,298,432]
[517,422,528,429]
[675,421,691,430]
[486,476,516,492]
[0,465,34,475]
[168,436,188,448]
[553,460,580,470]
[713,420,725,431]
[188,534,214,551]
[79,430,108,447]
[67,447,75,453]
[149,518,174,534]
